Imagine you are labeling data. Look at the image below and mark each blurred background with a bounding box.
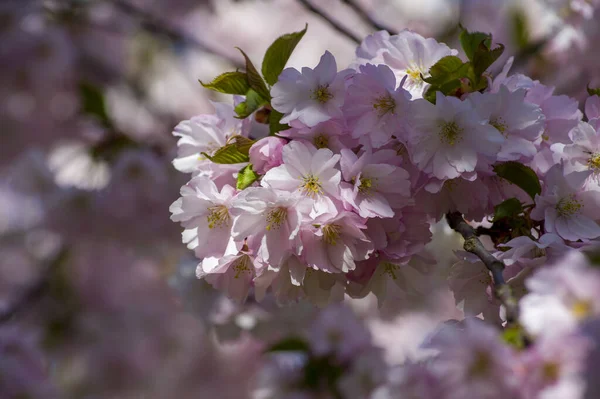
[1,0,600,397]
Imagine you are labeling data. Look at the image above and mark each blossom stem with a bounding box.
[339,0,397,35]
[296,0,362,44]
[446,212,519,324]
[0,248,67,324]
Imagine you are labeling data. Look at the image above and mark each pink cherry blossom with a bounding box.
[248,136,287,175]
[170,176,236,259]
[339,147,411,218]
[342,63,411,148]
[261,141,342,218]
[531,164,600,241]
[271,51,352,127]
[407,93,505,180]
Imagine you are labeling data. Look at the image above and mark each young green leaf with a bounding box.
[422,56,467,86]
[493,161,542,200]
[269,109,289,135]
[79,82,111,128]
[587,84,600,96]
[236,164,260,190]
[266,337,310,353]
[202,136,255,164]
[459,29,492,62]
[262,24,308,86]
[199,71,250,95]
[234,89,268,119]
[493,198,523,222]
[236,47,271,100]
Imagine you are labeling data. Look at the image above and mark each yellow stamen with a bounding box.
[322,223,341,245]
[556,195,582,217]
[312,85,333,104]
[439,121,463,146]
[266,207,287,231]
[571,300,592,319]
[382,262,399,280]
[206,205,231,229]
[491,117,508,135]
[542,362,560,382]
[588,152,600,171]
[358,177,374,195]
[313,134,329,149]
[301,174,323,197]
[233,255,252,279]
[373,94,396,116]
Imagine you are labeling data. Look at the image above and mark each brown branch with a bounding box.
[446,211,519,324]
[296,0,362,44]
[111,0,243,68]
[340,0,397,35]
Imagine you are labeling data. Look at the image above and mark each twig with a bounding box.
[0,248,68,324]
[446,212,519,324]
[110,0,243,68]
[296,0,361,44]
[340,0,397,35]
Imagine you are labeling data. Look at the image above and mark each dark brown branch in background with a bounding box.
[340,0,397,35]
[111,0,244,68]
[446,211,519,324]
[296,0,362,44]
[0,249,67,324]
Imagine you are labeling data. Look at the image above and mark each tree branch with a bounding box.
[296,0,362,44]
[110,0,243,68]
[446,211,519,324]
[340,0,397,35]
[0,248,68,324]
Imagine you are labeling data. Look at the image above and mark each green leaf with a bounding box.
[472,42,505,79]
[269,109,289,135]
[512,10,529,49]
[236,164,260,190]
[423,56,467,85]
[493,198,523,222]
[202,136,255,164]
[236,47,271,100]
[493,161,542,200]
[502,325,526,350]
[587,84,600,96]
[267,337,310,353]
[234,89,268,119]
[262,24,308,86]
[78,82,111,127]
[199,71,250,95]
[459,29,492,62]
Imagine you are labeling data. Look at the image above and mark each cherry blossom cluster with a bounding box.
[171,27,600,308]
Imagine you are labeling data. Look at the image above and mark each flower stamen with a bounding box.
[301,174,323,197]
[322,223,341,245]
[266,207,287,231]
[373,94,396,116]
[312,85,333,104]
[207,205,231,229]
[556,195,582,217]
[439,121,463,146]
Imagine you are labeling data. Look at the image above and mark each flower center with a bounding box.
[588,152,600,171]
[542,362,560,382]
[382,262,399,280]
[373,94,396,116]
[490,117,508,135]
[556,195,582,217]
[405,67,425,88]
[322,223,341,245]
[313,134,329,149]
[233,255,252,279]
[312,85,333,104]
[571,299,592,319]
[207,205,231,229]
[468,351,492,378]
[301,174,323,197]
[358,177,374,195]
[438,121,463,146]
[266,207,287,231]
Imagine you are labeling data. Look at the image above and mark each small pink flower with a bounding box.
[248,136,287,175]
[271,51,352,127]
